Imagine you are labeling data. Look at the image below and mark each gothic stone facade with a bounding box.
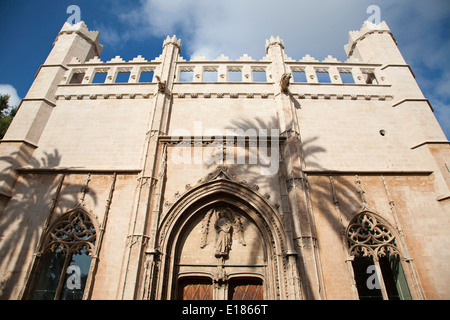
[0,21,449,300]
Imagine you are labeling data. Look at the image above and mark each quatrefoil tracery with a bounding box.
[347,212,399,258]
[45,210,96,255]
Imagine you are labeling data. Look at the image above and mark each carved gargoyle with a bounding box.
[280,73,291,94]
[155,75,167,93]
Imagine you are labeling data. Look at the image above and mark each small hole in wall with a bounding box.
[379,130,386,136]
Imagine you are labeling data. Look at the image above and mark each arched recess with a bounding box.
[345,210,415,300]
[153,174,295,300]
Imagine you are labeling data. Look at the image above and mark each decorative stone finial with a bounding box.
[163,35,182,49]
[265,35,284,53]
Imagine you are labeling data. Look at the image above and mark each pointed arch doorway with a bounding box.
[154,172,297,300]
[175,202,267,300]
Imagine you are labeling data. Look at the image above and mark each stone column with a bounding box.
[117,36,181,300]
[266,36,324,300]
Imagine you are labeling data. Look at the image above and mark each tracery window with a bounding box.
[30,210,96,300]
[347,212,411,300]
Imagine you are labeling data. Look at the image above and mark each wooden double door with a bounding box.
[178,277,263,300]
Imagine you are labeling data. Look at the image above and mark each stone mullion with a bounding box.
[372,255,389,300]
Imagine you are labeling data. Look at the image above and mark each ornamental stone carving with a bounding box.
[45,210,96,255]
[280,73,291,94]
[200,207,246,258]
[347,212,399,258]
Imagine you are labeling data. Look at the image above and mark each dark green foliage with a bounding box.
[0,94,18,139]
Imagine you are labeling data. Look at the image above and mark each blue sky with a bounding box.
[0,0,449,138]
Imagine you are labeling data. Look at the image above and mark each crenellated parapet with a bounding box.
[60,49,388,85]
[50,21,407,106]
[57,47,390,103]
[57,21,101,45]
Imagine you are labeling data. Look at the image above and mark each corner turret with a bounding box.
[344,21,406,64]
[44,21,103,65]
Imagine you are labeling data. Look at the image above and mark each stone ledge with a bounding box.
[410,141,450,150]
[16,167,142,173]
[437,195,450,202]
[55,93,154,100]
[294,93,393,101]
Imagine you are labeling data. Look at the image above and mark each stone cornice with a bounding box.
[0,139,39,149]
[54,91,393,101]
[304,170,433,175]
[15,167,142,173]
[55,93,154,101]
[392,98,433,112]
[293,93,392,101]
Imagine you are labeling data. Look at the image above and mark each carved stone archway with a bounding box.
[151,167,299,300]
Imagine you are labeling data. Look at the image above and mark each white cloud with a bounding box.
[102,0,450,64]
[94,23,123,47]
[105,1,448,63]
[131,0,369,60]
[102,0,450,136]
[0,84,22,108]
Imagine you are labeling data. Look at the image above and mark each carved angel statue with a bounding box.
[200,207,246,257]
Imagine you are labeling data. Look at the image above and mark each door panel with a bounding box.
[228,278,263,300]
[179,278,213,300]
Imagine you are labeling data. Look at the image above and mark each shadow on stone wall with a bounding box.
[0,149,97,299]
[208,114,363,299]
